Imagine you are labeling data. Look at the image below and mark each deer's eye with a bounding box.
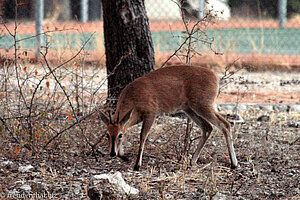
[118,133,123,139]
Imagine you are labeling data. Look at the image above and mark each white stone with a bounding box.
[88,171,139,199]
[102,172,138,195]
[212,192,228,200]
[259,104,274,111]
[291,104,300,113]
[18,165,34,173]
[1,160,14,167]
[20,184,32,191]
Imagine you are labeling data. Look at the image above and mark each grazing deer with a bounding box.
[100,65,238,171]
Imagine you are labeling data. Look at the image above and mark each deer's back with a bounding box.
[118,65,219,114]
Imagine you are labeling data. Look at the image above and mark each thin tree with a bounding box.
[102,0,155,108]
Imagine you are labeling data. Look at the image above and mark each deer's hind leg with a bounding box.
[187,103,238,169]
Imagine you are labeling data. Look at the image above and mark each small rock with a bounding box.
[212,192,228,200]
[88,171,139,200]
[66,172,73,176]
[273,104,288,112]
[219,104,236,111]
[225,113,245,124]
[165,193,174,199]
[72,183,81,194]
[250,104,261,110]
[1,160,14,167]
[18,165,34,173]
[259,104,273,111]
[290,104,300,113]
[287,122,300,128]
[1,160,16,170]
[257,115,271,122]
[237,104,248,111]
[20,184,32,191]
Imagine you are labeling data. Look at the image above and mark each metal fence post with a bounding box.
[278,0,287,27]
[198,0,205,19]
[35,0,44,57]
[81,0,89,22]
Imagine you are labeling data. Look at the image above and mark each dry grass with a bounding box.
[2,108,299,199]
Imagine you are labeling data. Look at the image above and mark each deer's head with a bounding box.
[100,109,133,157]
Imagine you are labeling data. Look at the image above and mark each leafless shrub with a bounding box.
[0,11,108,158]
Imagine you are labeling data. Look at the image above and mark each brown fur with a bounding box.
[100,65,238,170]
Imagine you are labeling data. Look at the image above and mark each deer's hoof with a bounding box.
[231,163,238,170]
[119,155,129,162]
[133,165,140,171]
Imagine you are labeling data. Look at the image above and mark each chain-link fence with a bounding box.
[146,0,300,67]
[1,0,300,67]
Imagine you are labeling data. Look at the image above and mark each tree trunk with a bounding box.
[102,0,155,108]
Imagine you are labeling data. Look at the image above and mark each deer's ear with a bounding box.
[99,111,110,125]
[119,108,134,127]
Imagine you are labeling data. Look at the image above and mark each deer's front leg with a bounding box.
[134,115,155,171]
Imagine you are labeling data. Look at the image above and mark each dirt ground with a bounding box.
[0,109,299,199]
[0,66,299,199]
[217,70,300,104]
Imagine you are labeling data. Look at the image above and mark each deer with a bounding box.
[100,64,238,171]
